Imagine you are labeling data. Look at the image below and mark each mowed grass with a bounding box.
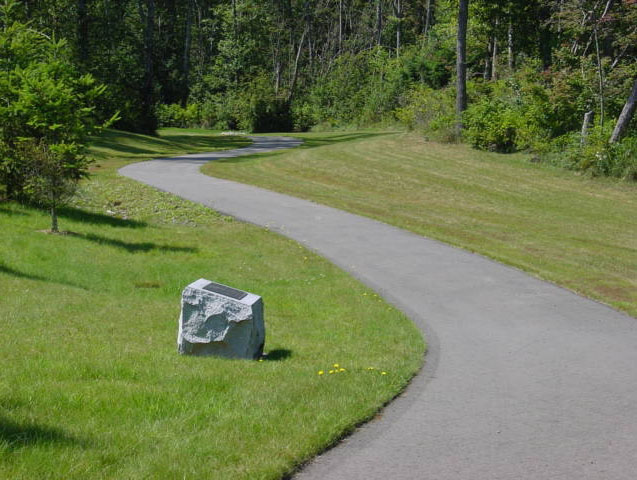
[202,131,637,318]
[89,127,252,168]
[0,129,424,479]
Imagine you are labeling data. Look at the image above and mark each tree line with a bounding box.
[1,0,636,228]
[6,1,632,133]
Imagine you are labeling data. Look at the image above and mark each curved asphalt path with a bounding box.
[120,136,637,480]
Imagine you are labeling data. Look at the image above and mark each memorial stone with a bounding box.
[178,279,265,359]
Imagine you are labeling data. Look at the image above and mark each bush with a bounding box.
[198,100,219,129]
[231,75,293,132]
[462,75,553,153]
[156,103,200,128]
[188,75,293,133]
[305,47,441,129]
[290,101,317,132]
[463,97,522,152]
[546,128,637,180]
[606,137,637,180]
[395,84,456,141]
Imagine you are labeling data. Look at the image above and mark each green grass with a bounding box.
[89,128,252,168]
[202,131,637,318]
[0,129,424,479]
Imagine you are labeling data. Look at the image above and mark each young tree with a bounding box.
[0,0,112,231]
[20,141,86,232]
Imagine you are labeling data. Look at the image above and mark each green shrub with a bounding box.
[156,103,200,128]
[606,137,637,180]
[462,75,554,153]
[291,101,317,132]
[541,126,637,180]
[305,46,445,129]
[198,100,219,129]
[394,84,456,142]
[233,75,293,132]
[193,76,292,133]
[463,97,522,152]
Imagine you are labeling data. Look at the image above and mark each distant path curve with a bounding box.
[120,136,637,480]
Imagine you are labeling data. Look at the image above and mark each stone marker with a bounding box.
[178,278,265,359]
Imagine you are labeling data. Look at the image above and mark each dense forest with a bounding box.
[1,0,636,188]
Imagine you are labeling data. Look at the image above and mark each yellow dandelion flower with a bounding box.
[339,368,346,372]
[329,370,335,374]
[381,371,387,375]
[318,370,324,375]
[333,363,339,368]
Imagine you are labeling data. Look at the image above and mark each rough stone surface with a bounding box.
[178,278,264,359]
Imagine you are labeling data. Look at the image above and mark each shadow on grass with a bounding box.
[163,135,250,150]
[0,263,88,290]
[0,264,50,283]
[295,131,395,148]
[90,129,250,157]
[77,232,197,254]
[58,206,147,229]
[214,131,395,165]
[0,415,84,451]
[0,205,29,216]
[90,129,179,155]
[263,349,292,361]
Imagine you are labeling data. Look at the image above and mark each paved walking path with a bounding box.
[120,136,637,480]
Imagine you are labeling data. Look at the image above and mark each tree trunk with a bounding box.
[395,0,402,57]
[610,78,637,144]
[424,0,434,37]
[491,25,498,81]
[182,0,193,106]
[376,0,383,46]
[507,19,514,71]
[77,0,89,63]
[557,0,563,39]
[287,28,307,101]
[138,0,156,134]
[483,37,493,81]
[232,0,238,39]
[456,0,469,134]
[273,35,282,95]
[275,60,281,94]
[594,29,605,127]
[50,206,58,233]
[339,0,343,52]
[491,49,497,81]
[581,110,595,145]
[539,5,552,69]
[304,0,313,73]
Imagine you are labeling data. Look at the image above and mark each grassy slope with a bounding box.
[0,129,424,479]
[202,131,637,318]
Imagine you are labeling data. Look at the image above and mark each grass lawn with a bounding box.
[0,129,424,479]
[202,131,637,318]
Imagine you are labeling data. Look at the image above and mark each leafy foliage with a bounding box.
[1,0,636,178]
[545,126,637,180]
[0,0,111,227]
